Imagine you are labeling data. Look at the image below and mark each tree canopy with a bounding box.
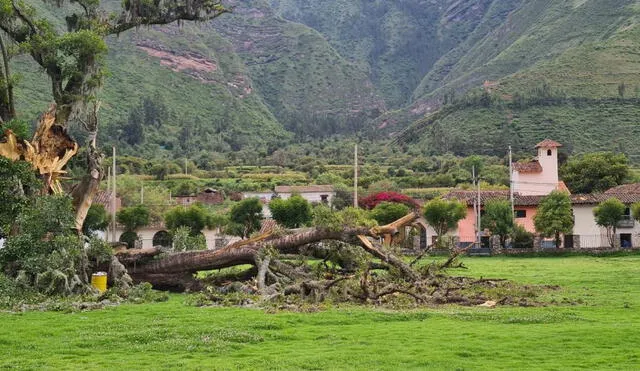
[370,202,410,225]
[593,198,626,248]
[82,203,109,237]
[269,195,312,229]
[228,198,263,238]
[117,205,151,232]
[423,198,466,247]
[560,152,629,194]
[164,204,218,235]
[533,191,573,248]
[481,199,513,248]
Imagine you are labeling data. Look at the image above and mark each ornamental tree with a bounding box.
[359,191,419,210]
[269,195,312,229]
[534,191,574,248]
[117,205,150,232]
[481,199,514,248]
[228,198,263,238]
[164,204,218,236]
[593,198,626,249]
[370,202,410,225]
[423,198,466,248]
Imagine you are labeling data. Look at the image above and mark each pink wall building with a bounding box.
[444,139,565,243]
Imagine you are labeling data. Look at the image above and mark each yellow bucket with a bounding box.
[91,272,108,293]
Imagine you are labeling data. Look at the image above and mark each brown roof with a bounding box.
[512,160,543,173]
[556,181,570,193]
[274,185,334,194]
[571,193,640,205]
[535,139,562,148]
[93,191,122,206]
[604,183,640,194]
[443,191,558,207]
[443,190,509,206]
[514,195,547,206]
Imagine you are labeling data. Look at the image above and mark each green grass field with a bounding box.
[2,256,640,370]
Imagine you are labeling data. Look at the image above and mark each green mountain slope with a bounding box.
[11,0,385,159]
[10,0,640,162]
[269,0,495,108]
[211,0,386,137]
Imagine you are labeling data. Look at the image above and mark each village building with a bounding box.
[243,185,335,218]
[174,188,224,206]
[442,140,640,250]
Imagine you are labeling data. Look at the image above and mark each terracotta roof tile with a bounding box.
[92,190,112,205]
[556,181,570,193]
[535,139,562,148]
[604,183,640,194]
[512,160,543,173]
[571,193,640,205]
[443,190,509,206]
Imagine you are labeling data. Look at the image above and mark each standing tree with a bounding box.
[82,204,109,237]
[0,0,227,231]
[534,191,574,248]
[370,202,410,225]
[164,204,216,236]
[269,195,312,229]
[481,199,514,248]
[117,205,151,232]
[423,198,466,249]
[228,198,263,238]
[117,205,150,248]
[632,202,640,223]
[560,152,629,193]
[593,198,626,249]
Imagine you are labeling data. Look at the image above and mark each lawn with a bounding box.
[2,256,640,370]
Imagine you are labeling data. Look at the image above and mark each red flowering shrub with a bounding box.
[359,191,420,210]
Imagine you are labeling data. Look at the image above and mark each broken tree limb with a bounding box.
[116,213,423,290]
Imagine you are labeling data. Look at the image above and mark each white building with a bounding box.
[243,185,336,218]
[512,139,566,196]
[571,192,640,248]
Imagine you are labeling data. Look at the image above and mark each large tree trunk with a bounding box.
[117,213,422,290]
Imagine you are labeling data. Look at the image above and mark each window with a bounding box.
[320,194,329,204]
[515,210,527,218]
[547,149,552,156]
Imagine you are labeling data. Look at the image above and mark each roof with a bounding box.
[93,191,116,205]
[444,189,640,208]
[571,193,640,205]
[512,160,543,173]
[535,139,562,148]
[604,183,640,194]
[443,190,509,206]
[556,181,570,193]
[442,191,556,207]
[274,185,334,194]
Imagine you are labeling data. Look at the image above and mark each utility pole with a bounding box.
[184,158,188,176]
[353,143,358,208]
[477,167,481,248]
[112,146,117,243]
[472,165,477,244]
[509,145,514,219]
[140,186,144,205]
[106,166,111,243]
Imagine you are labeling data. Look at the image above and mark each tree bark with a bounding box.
[117,213,422,290]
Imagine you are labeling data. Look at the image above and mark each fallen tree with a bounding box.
[115,212,552,308]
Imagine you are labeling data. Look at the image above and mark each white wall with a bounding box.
[109,227,239,250]
[572,205,640,248]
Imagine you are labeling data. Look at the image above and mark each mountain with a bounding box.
[10,0,640,161]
